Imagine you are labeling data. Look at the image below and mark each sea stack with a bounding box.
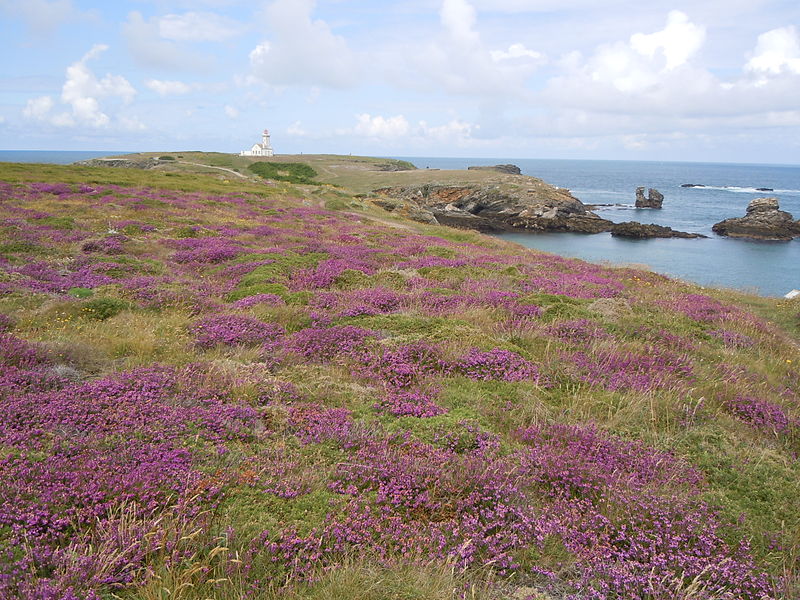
[635,187,664,208]
[712,197,800,241]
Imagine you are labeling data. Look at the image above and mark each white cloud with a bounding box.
[249,0,358,88]
[353,114,410,138]
[123,11,206,70]
[629,10,705,70]
[545,11,712,105]
[490,43,544,63]
[0,0,74,35]
[23,95,55,120]
[745,26,800,75]
[22,45,136,129]
[224,105,239,119]
[61,45,135,127]
[441,0,480,45]
[145,79,192,95]
[417,118,475,143]
[158,12,243,42]
[391,0,544,97]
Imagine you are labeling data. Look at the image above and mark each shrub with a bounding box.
[248,162,319,184]
[81,297,130,321]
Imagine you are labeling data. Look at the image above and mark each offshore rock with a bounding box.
[635,187,664,208]
[467,164,522,175]
[712,197,800,241]
[374,184,615,234]
[611,221,706,239]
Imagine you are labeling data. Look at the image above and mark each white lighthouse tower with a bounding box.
[240,129,274,157]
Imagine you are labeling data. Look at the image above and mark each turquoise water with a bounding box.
[398,157,800,297]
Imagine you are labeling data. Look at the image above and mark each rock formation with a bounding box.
[635,187,664,208]
[373,184,703,238]
[712,197,800,241]
[374,184,614,234]
[611,222,706,239]
[74,158,157,169]
[467,164,522,175]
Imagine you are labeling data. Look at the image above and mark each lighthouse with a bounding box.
[240,129,275,157]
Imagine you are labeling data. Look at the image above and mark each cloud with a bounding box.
[158,12,243,42]
[0,0,75,35]
[249,0,358,88]
[745,26,800,75]
[392,0,544,97]
[22,45,137,129]
[490,43,544,63]
[22,95,55,120]
[441,0,480,45]
[629,11,705,70]
[353,114,410,138]
[543,11,713,108]
[224,105,239,119]
[340,114,477,146]
[145,79,192,95]
[417,118,476,143]
[123,11,207,70]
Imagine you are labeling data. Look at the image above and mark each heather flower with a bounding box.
[0,313,15,332]
[287,325,379,361]
[455,347,543,383]
[724,395,790,434]
[232,293,285,309]
[547,318,611,343]
[360,341,447,388]
[190,314,285,349]
[568,347,693,391]
[708,329,755,349]
[376,388,447,418]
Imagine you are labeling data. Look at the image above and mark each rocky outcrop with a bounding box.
[635,187,664,208]
[74,158,157,169]
[374,184,615,234]
[373,184,706,238]
[712,197,800,241]
[467,164,522,175]
[370,197,439,225]
[611,222,706,239]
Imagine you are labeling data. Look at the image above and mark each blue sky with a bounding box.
[1,0,799,163]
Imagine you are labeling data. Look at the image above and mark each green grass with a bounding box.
[249,161,319,184]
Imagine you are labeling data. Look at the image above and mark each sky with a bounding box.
[1,0,799,163]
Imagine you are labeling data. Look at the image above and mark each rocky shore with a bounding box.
[373,183,703,238]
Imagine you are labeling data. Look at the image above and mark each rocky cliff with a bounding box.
[374,183,615,233]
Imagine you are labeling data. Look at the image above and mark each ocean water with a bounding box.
[0,150,125,164]
[398,157,800,297]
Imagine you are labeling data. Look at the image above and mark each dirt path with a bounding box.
[177,161,249,179]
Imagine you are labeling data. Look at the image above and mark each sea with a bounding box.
[397,157,800,298]
[1,151,798,297]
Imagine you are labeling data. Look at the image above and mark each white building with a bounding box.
[240,129,274,157]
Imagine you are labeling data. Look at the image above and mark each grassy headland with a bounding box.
[0,156,798,599]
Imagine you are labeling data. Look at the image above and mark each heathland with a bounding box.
[0,154,798,600]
